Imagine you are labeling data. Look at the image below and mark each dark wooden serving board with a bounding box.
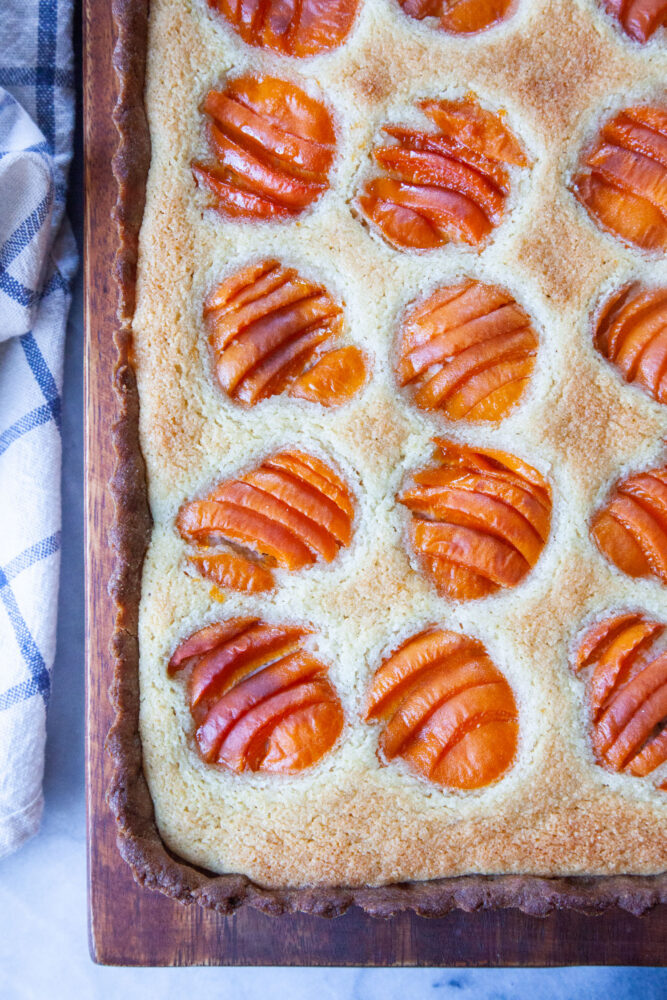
[84,0,667,967]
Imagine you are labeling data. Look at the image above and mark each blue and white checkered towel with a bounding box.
[0,1,76,858]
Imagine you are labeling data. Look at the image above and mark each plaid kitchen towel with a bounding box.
[0,1,76,858]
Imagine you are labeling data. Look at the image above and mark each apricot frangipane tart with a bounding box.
[396,279,538,421]
[591,463,667,584]
[204,259,368,408]
[398,0,515,35]
[365,626,518,789]
[192,75,335,221]
[357,95,527,251]
[207,0,360,57]
[177,448,355,592]
[399,439,551,600]
[602,0,667,43]
[168,618,344,772]
[573,613,667,789]
[594,283,667,404]
[572,105,667,254]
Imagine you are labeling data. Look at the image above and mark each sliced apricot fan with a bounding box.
[177,448,355,592]
[572,106,667,252]
[208,0,359,57]
[365,625,518,789]
[595,283,667,403]
[591,464,667,583]
[169,619,344,773]
[193,76,335,221]
[399,440,551,600]
[399,0,514,34]
[603,0,667,43]
[205,260,367,407]
[573,613,667,786]
[356,96,527,251]
[396,279,538,421]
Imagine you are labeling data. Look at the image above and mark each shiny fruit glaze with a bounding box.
[399,0,514,35]
[594,283,667,404]
[357,96,527,251]
[193,76,335,221]
[208,0,359,57]
[205,260,367,407]
[399,439,551,600]
[574,612,667,786]
[591,464,667,583]
[572,105,667,253]
[603,0,667,43]
[178,449,355,591]
[365,625,518,789]
[396,279,538,421]
[169,619,344,773]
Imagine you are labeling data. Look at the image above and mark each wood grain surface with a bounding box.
[84,0,667,967]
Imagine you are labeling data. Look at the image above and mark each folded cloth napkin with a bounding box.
[0,1,76,859]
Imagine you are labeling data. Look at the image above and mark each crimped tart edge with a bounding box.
[104,0,667,918]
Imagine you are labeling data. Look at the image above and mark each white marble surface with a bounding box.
[0,119,665,1000]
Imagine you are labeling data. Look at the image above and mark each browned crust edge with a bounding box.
[103,0,667,919]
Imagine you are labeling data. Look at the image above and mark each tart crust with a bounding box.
[105,0,667,914]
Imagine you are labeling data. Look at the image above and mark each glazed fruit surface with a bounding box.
[594,283,667,405]
[398,0,514,34]
[574,612,667,788]
[396,279,537,421]
[169,618,344,772]
[365,625,518,789]
[399,439,551,600]
[592,463,667,584]
[602,0,667,43]
[207,0,360,57]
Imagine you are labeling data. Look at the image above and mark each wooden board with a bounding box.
[84,0,667,967]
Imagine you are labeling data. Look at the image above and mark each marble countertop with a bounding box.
[0,113,665,1000]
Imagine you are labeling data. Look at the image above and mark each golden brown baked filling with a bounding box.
[204,259,367,408]
[192,75,336,220]
[356,96,527,250]
[399,440,551,600]
[594,282,667,404]
[573,612,667,789]
[177,449,355,592]
[206,0,360,57]
[395,279,538,421]
[592,464,667,583]
[168,618,344,773]
[365,625,518,789]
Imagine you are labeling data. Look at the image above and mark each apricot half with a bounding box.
[169,618,344,773]
[574,612,667,786]
[592,463,667,583]
[357,96,526,251]
[365,625,518,789]
[399,439,552,599]
[399,0,514,35]
[602,0,667,43]
[193,76,335,221]
[205,260,367,407]
[178,449,355,592]
[207,0,359,57]
[595,283,667,404]
[396,279,538,421]
[572,106,667,252]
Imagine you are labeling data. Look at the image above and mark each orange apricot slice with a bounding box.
[365,625,518,789]
[169,620,344,772]
[399,440,551,600]
[204,260,367,407]
[595,283,667,403]
[396,279,538,421]
[572,106,667,252]
[399,0,514,34]
[602,0,667,43]
[357,96,526,250]
[193,76,335,221]
[592,464,667,583]
[177,449,355,592]
[208,0,359,57]
[573,612,667,786]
